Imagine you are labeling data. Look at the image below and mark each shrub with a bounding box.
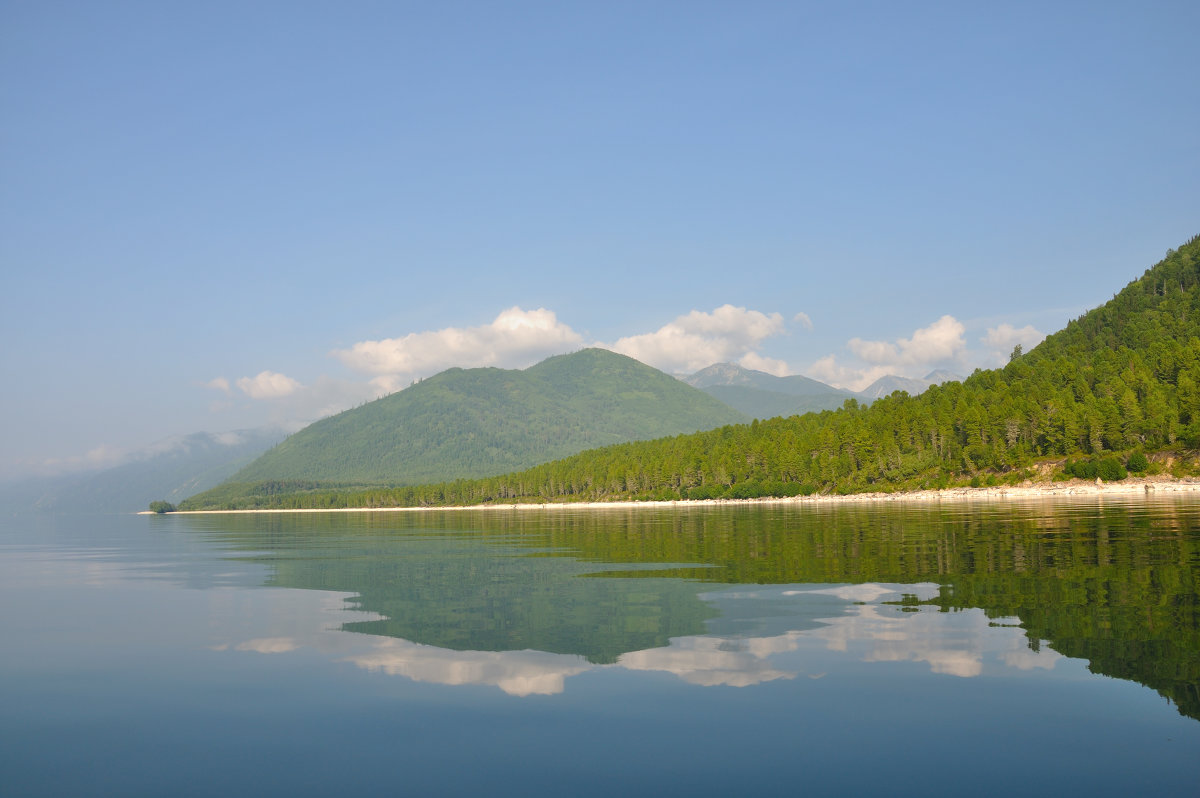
[1096,457,1128,481]
[1063,458,1097,479]
[1126,452,1150,473]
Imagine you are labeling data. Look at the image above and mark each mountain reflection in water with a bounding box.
[180,496,1199,717]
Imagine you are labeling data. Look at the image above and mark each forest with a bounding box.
[180,235,1200,511]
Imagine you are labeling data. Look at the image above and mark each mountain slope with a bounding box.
[685,362,848,395]
[684,363,853,418]
[224,348,748,486]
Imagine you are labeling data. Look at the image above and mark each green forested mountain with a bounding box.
[211,349,747,490]
[684,363,854,418]
[181,235,1199,510]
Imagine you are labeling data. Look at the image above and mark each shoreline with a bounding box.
[145,476,1200,515]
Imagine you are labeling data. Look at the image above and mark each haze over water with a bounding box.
[2,497,1198,796]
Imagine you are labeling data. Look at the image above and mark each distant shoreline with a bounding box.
[144,476,1200,515]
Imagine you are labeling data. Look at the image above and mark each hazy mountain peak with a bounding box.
[682,363,852,420]
[924,369,962,384]
[0,424,289,514]
[683,363,764,388]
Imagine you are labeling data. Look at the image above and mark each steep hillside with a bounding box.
[181,234,1200,510]
[221,349,747,487]
[684,363,853,418]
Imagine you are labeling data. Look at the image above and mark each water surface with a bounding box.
[2,498,1198,796]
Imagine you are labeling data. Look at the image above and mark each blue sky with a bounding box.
[1,0,1197,479]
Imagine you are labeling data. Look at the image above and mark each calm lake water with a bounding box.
[2,498,1198,796]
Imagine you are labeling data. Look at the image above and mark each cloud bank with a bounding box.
[607,304,788,375]
[236,370,301,399]
[982,323,1045,363]
[847,315,966,367]
[333,307,583,392]
[329,304,797,393]
[809,315,969,391]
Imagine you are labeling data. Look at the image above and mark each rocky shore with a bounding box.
[148,476,1200,515]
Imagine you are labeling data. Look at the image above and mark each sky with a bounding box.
[1,0,1197,480]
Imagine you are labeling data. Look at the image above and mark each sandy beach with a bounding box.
[146,475,1200,515]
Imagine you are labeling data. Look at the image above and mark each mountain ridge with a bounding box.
[220,348,748,488]
[683,362,852,419]
[683,362,960,415]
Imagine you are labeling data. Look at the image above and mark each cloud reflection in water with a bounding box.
[221,582,1062,695]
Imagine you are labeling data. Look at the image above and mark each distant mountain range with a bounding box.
[683,363,855,418]
[218,348,748,488]
[683,363,961,418]
[857,369,962,401]
[0,426,288,515]
[11,346,962,514]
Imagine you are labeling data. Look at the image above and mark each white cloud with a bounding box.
[807,355,895,393]
[324,303,795,401]
[982,323,1045,363]
[849,315,966,366]
[346,640,592,697]
[810,316,968,391]
[205,376,231,394]
[607,304,786,374]
[236,370,302,399]
[793,312,814,330]
[617,634,798,687]
[333,307,583,387]
[846,338,900,364]
[235,637,299,654]
[904,315,967,363]
[738,351,790,377]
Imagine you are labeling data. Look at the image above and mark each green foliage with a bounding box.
[148,500,176,514]
[1063,456,1127,481]
[184,235,1200,511]
[1063,458,1097,480]
[1097,457,1128,481]
[1126,451,1150,473]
